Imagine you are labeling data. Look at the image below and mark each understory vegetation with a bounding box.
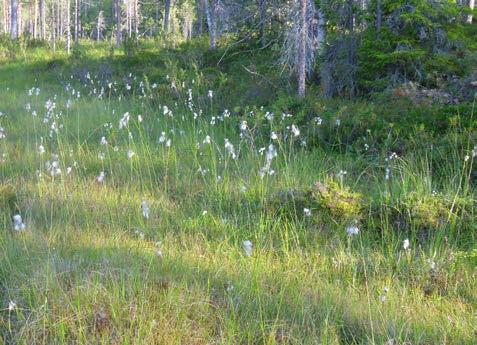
[0,32,476,344]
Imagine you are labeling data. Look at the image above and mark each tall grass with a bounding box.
[0,43,476,344]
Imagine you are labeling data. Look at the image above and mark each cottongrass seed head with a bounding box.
[242,240,253,257]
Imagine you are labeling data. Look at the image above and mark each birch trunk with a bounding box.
[74,0,79,45]
[468,0,475,23]
[40,0,45,39]
[10,0,18,39]
[115,0,121,47]
[204,0,216,49]
[67,0,71,52]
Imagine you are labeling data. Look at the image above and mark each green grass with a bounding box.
[0,41,476,344]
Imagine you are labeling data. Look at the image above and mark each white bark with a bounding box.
[10,0,18,39]
[67,0,71,52]
[204,0,216,49]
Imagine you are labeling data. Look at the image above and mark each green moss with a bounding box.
[311,179,363,223]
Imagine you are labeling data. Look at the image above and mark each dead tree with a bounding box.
[281,0,318,98]
[297,0,307,97]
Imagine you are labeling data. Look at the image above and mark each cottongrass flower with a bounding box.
[13,214,26,231]
[0,127,6,139]
[242,240,253,257]
[38,144,45,155]
[134,229,145,240]
[291,124,300,137]
[141,201,150,220]
[202,210,208,216]
[8,301,16,312]
[97,171,106,183]
[403,239,410,250]
[45,154,61,177]
[259,144,278,178]
[158,132,167,144]
[346,223,359,236]
[207,90,213,99]
[155,241,163,257]
[224,139,237,160]
[271,131,278,140]
[127,150,135,159]
[119,112,130,129]
[379,286,389,302]
[304,208,312,217]
[100,136,108,145]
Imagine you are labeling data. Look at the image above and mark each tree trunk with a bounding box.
[17,0,21,35]
[74,0,79,46]
[52,2,56,51]
[164,0,171,33]
[316,8,325,55]
[96,10,102,40]
[33,0,37,38]
[258,0,266,47]
[39,0,45,39]
[3,0,8,35]
[28,1,32,35]
[134,0,139,37]
[10,0,17,39]
[204,0,216,49]
[67,0,71,52]
[196,0,203,35]
[376,0,382,37]
[115,0,121,46]
[297,0,307,98]
[468,0,475,23]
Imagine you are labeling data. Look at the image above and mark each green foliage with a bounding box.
[356,0,473,93]
[122,36,140,58]
[311,179,364,223]
[0,39,476,344]
[267,179,363,224]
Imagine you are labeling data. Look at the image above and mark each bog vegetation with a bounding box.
[0,0,476,344]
